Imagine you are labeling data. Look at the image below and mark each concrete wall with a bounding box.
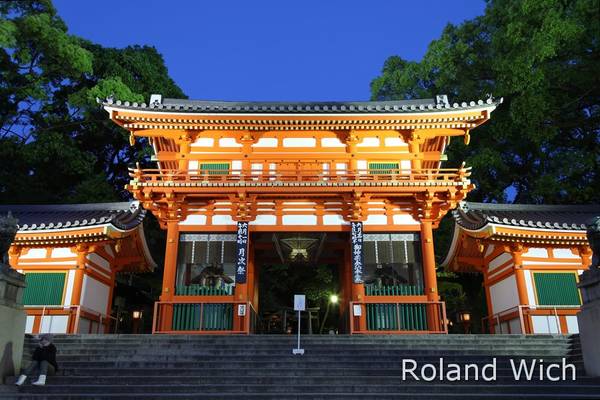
[0,304,26,382]
[0,265,26,384]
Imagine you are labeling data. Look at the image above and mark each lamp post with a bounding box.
[319,294,339,334]
[457,310,472,334]
[132,310,143,334]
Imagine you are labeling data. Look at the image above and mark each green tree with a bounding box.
[0,0,185,203]
[371,0,600,206]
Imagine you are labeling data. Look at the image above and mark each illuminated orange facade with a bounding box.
[442,202,598,334]
[103,94,500,334]
[3,202,155,334]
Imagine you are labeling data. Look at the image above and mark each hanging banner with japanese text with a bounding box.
[351,221,364,284]
[235,221,249,283]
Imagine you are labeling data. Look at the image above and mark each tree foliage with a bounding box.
[371,0,600,205]
[0,0,185,204]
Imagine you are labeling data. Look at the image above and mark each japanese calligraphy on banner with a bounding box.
[236,221,249,283]
[350,221,364,284]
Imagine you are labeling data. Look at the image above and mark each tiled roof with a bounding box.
[0,202,146,232]
[454,202,600,231]
[100,94,502,114]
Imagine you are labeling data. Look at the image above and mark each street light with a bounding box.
[319,293,339,334]
[132,310,143,334]
[458,310,472,334]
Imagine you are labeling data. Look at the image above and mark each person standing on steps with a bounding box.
[15,334,59,386]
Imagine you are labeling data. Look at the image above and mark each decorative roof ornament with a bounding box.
[587,216,600,268]
[0,212,18,263]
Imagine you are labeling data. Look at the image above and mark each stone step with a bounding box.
[12,334,597,400]
[23,375,592,385]
[51,366,586,377]
[7,393,600,400]
[48,350,572,359]
[14,383,600,395]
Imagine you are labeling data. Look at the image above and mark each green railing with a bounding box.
[172,285,233,331]
[175,285,233,296]
[172,303,233,331]
[366,303,427,331]
[365,284,424,296]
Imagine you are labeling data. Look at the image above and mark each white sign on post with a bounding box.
[237,304,247,317]
[294,294,306,311]
[353,304,362,317]
[293,294,305,355]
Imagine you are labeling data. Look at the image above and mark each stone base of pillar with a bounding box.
[577,268,600,377]
[0,264,27,384]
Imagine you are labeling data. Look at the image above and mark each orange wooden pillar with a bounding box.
[69,244,89,333]
[510,245,531,334]
[420,220,440,331]
[159,221,179,331]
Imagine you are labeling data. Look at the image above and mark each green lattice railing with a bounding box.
[366,303,427,331]
[175,285,233,296]
[172,303,233,331]
[365,284,424,296]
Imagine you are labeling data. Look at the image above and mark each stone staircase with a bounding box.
[2,334,600,399]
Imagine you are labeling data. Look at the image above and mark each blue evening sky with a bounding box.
[53,0,486,102]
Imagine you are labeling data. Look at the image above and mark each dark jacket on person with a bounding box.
[33,343,58,371]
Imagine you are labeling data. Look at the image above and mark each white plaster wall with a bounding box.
[489,275,520,314]
[78,318,91,334]
[566,316,579,334]
[523,248,548,258]
[336,163,347,173]
[20,249,46,259]
[52,248,76,258]
[323,215,348,225]
[188,160,198,171]
[25,316,35,334]
[357,160,368,170]
[282,215,317,225]
[180,214,207,225]
[252,138,278,147]
[531,315,560,334]
[80,276,110,315]
[393,214,420,225]
[249,215,277,225]
[87,253,110,272]
[522,260,581,266]
[508,318,523,334]
[104,245,114,258]
[219,138,242,147]
[400,160,411,173]
[283,138,316,147]
[524,270,536,306]
[19,260,77,266]
[364,215,388,225]
[489,252,512,271]
[192,137,214,147]
[484,245,496,258]
[211,215,236,225]
[321,138,345,147]
[40,315,69,334]
[63,270,76,306]
[384,137,405,146]
[554,248,580,259]
[356,137,380,147]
